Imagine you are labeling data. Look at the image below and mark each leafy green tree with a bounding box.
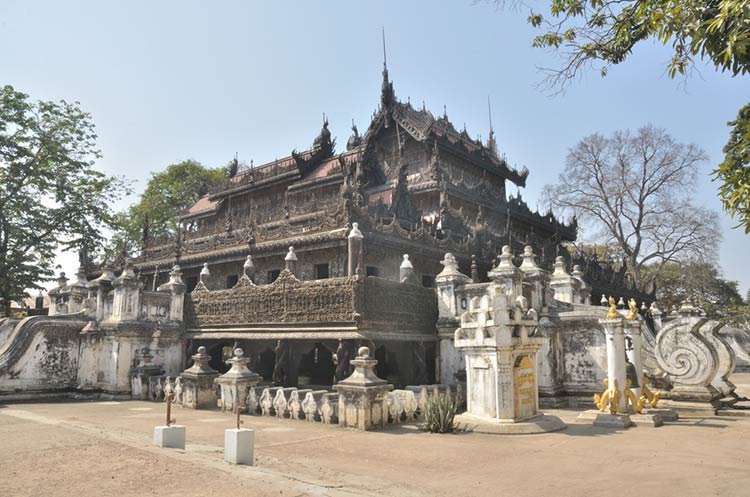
[715,102,750,233]
[513,0,750,86]
[643,261,744,318]
[0,85,128,315]
[497,0,750,231]
[109,159,227,257]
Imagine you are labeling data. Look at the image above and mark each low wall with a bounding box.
[0,314,184,399]
[0,314,86,397]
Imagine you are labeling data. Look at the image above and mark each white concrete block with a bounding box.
[224,428,254,465]
[153,425,186,449]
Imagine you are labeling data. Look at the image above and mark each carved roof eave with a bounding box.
[207,170,300,202]
[368,99,528,188]
[287,172,344,193]
[431,135,527,187]
[180,203,222,222]
[135,228,347,270]
[507,203,577,241]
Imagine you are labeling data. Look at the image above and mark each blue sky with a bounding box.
[1,1,747,295]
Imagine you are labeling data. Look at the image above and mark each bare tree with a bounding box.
[543,125,721,288]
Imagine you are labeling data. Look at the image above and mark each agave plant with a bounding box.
[420,392,457,433]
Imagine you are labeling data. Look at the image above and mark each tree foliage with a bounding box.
[496,0,750,232]
[512,0,750,88]
[108,159,227,258]
[642,261,744,318]
[0,85,127,314]
[543,125,721,287]
[715,102,750,232]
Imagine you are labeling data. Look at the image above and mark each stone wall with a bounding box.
[548,307,608,396]
[0,263,187,400]
[0,314,86,397]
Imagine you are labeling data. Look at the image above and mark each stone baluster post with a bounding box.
[488,246,523,309]
[470,255,479,283]
[109,259,142,323]
[435,253,470,320]
[243,255,255,282]
[600,317,627,413]
[91,264,115,322]
[180,346,220,409]
[334,346,392,430]
[435,253,471,384]
[68,266,90,313]
[548,256,580,304]
[48,272,69,316]
[284,246,297,276]
[199,263,210,286]
[347,222,363,277]
[399,254,418,284]
[650,302,664,332]
[518,246,548,311]
[214,348,261,412]
[571,265,591,304]
[157,265,186,322]
[151,266,159,292]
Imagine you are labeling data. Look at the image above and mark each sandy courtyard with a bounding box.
[2,376,750,497]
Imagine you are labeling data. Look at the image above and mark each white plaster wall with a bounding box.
[0,329,80,394]
[439,337,464,385]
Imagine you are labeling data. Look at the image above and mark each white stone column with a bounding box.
[399,254,418,284]
[600,318,627,413]
[623,319,643,399]
[435,253,471,385]
[284,246,298,276]
[347,222,363,277]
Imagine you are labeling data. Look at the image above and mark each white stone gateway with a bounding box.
[452,247,566,434]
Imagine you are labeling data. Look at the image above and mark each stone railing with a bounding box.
[145,378,463,427]
[185,271,360,328]
[184,248,437,335]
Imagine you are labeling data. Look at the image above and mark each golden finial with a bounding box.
[626,298,639,320]
[606,296,619,319]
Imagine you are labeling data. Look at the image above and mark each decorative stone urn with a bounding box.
[215,348,262,412]
[334,346,393,430]
[180,346,220,409]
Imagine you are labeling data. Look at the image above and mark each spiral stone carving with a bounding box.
[701,321,736,397]
[654,317,718,388]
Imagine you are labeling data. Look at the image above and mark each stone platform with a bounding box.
[576,409,671,428]
[657,400,718,417]
[454,413,567,435]
[641,408,679,422]
[576,410,631,428]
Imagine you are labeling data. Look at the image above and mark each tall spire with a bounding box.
[382,27,387,72]
[380,27,395,109]
[487,95,497,154]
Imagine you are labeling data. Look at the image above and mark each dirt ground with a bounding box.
[2,376,750,497]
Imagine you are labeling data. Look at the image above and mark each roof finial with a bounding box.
[379,28,395,108]
[488,95,493,132]
[487,95,497,153]
[382,26,387,71]
[443,104,448,119]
